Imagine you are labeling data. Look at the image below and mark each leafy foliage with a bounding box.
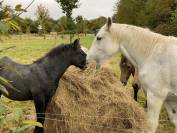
[0,1,43,132]
[76,16,89,34]
[0,2,27,35]
[56,0,79,18]
[88,16,107,32]
[113,0,177,36]
[0,104,42,133]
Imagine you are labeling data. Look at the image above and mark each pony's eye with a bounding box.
[127,65,131,69]
[97,37,102,41]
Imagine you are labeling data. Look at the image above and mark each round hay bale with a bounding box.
[44,64,147,133]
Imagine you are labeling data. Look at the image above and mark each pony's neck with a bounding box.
[112,23,164,67]
[36,53,71,83]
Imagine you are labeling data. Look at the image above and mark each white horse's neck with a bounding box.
[111,23,165,67]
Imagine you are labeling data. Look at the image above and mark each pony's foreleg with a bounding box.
[144,100,147,109]
[0,90,2,97]
[133,69,140,101]
[132,83,139,101]
[33,95,46,133]
[147,90,167,133]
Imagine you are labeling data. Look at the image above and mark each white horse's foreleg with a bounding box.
[164,96,177,133]
[139,60,170,133]
[147,90,167,133]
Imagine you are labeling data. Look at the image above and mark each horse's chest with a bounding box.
[43,85,58,99]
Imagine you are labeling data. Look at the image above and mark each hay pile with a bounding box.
[44,64,147,133]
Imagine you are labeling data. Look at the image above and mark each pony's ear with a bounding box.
[73,39,80,49]
[106,17,112,30]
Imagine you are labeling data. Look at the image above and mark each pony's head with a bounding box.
[87,17,119,68]
[70,39,87,69]
[119,55,134,86]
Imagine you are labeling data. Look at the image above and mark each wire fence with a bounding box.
[23,112,173,133]
[1,95,174,133]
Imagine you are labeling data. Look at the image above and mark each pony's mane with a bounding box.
[34,44,72,63]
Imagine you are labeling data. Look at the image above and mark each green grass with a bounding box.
[0,34,174,132]
[0,34,93,64]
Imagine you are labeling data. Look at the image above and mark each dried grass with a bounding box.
[44,63,147,133]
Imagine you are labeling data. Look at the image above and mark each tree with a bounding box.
[56,0,79,42]
[35,4,50,36]
[113,0,177,36]
[113,0,146,26]
[142,0,174,29]
[56,0,79,18]
[23,18,38,33]
[76,16,83,33]
[56,16,67,33]
[88,16,107,33]
[75,16,89,36]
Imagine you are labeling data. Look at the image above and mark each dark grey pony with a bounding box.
[0,39,87,133]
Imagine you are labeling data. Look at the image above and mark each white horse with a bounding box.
[87,18,177,133]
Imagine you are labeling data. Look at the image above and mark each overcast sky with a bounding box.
[4,0,117,20]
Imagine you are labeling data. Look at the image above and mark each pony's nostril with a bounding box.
[122,81,127,86]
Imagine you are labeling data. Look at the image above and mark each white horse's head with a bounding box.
[87,17,119,68]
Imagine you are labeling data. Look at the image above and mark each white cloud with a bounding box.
[3,0,117,20]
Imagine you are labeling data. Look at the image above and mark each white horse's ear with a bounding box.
[107,17,112,30]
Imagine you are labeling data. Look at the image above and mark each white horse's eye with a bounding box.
[97,37,102,41]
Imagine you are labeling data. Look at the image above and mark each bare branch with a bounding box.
[14,0,35,18]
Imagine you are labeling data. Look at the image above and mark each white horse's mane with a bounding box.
[110,23,177,57]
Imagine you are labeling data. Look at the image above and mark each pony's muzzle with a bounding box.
[120,78,127,86]
[122,81,127,86]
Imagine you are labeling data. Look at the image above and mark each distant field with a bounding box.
[0,34,174,132]
[0,34,93,63]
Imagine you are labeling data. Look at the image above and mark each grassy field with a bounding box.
[0,34,174,132]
